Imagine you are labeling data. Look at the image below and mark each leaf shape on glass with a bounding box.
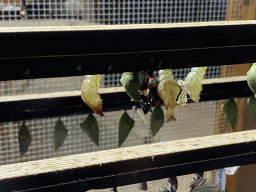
[247,97,256,123]
[221,98,238,130]
[18,121,32,155]
[80,113,99,146]
[151,105,164,136]
[54,118,68,151]
[247,63,256,97]
[81,74,104,116]
[118,111,135,147]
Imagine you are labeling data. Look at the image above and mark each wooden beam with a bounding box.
[0,76,247,102]
[0,87,124,102]
[1,20,256,33]
[1,129,256,191]
[0,76,252,123]
[1,21,256,80]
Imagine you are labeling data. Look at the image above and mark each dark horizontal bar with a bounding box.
[0,21,256,80]
[2,21,256,58]
[0,77,252,123]
[21,152,256,192]
[201,78,253,100]
[0,91,132,123]
[0,45,256,81]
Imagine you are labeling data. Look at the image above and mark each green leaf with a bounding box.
[247,97,256,123]
[151,105,164,136]
[80,114,99,146]
[54,118,68,150]
[18,121,32,155]
[118,111,135,147]
[221,98,238,130]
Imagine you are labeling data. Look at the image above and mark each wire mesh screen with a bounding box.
[1,0,254,26]
[25,0,93,20]
[0,95,248,191]
[0,0,254,191]
[0,65,239,191]
[0,66,222,96]
[0,0,22,21]
[94,0,227,24]
[0,0,228,25]
[1,100,217,163]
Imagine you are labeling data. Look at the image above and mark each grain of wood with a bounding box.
[0,129,256,180]
[1,20,256,33]
[0,76,246,103]
[0,87,124,102]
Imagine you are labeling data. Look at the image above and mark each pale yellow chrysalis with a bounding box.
[157,69,181,122]
[81,74,103,116]
[177,67,207,106]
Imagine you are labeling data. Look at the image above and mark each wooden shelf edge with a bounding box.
[0,76,247,103]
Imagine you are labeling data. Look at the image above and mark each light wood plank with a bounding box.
[1,129,256,180]
[1,20,256,33]
[0,76,247,103]
[0,87,124,102]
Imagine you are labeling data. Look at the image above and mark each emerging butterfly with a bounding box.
[81,74,104,116]
[139,71,162,112]
[121,72,150,114]
[121,71,163,115]
[177,67,207,106]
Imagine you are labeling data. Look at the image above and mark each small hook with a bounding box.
[138,182,147,191]
[194,172,204,181]
[168,177,178,192]
[110,187,117,192]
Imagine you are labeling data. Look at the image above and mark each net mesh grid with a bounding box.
[0,66,221,96]
[0,66,231,192]
[0,98,221,191]
[0,0,227,25]
[1,100,216,163]
[0,0,249,190]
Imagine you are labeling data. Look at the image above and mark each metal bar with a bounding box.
[0,76,252,123]
[1,129,256,191]
[0,21,256,80]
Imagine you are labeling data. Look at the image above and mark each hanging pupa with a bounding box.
[81,74,103,116]
[157,69,181,122]
[177,67,207,106]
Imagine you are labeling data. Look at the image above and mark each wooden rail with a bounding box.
[0,21,256,80]
[0,76,252,123]
[1,129,256,191]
